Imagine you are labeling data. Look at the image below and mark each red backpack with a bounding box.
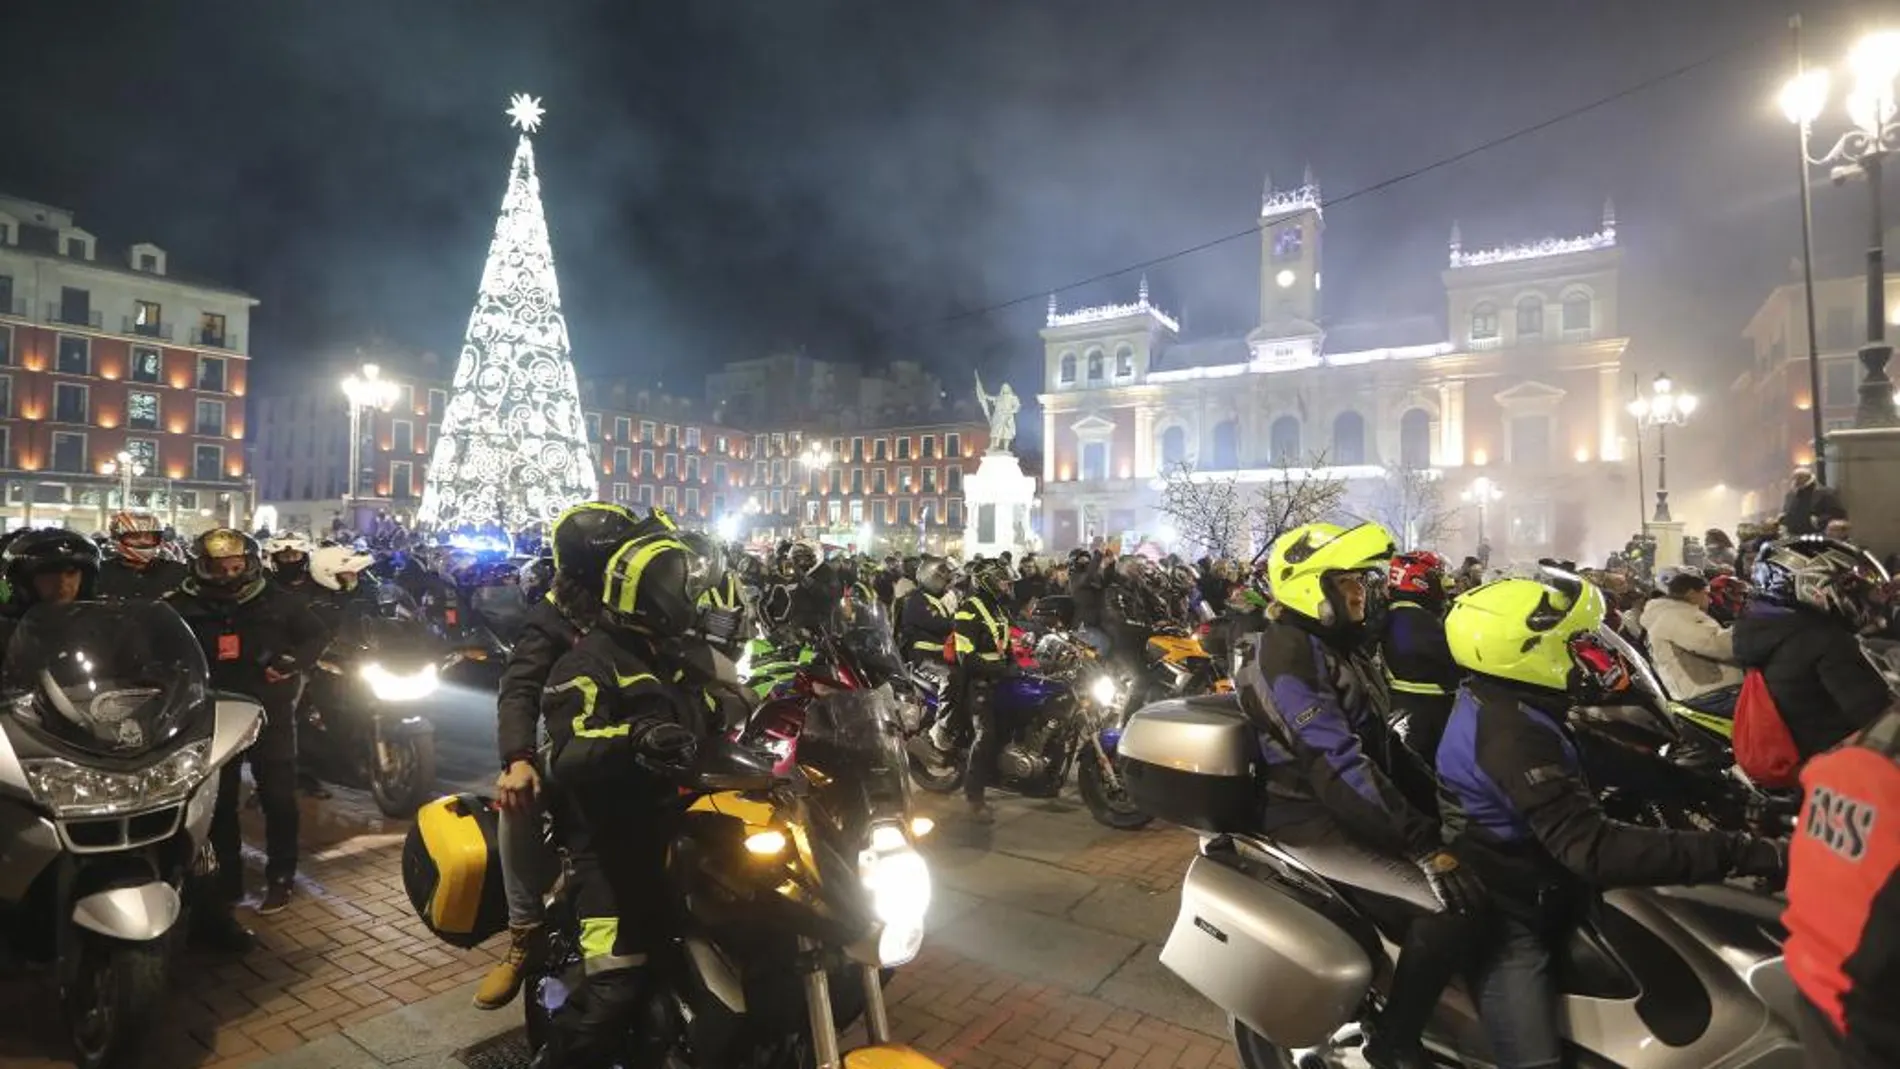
[1732,668,1802,788]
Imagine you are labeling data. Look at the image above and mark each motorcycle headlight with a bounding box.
[1088,674,1121,708]
[22,740,213,818]
[861,821,931,966]
[361,661,440,703]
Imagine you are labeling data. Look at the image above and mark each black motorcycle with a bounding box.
[300,604,451,817]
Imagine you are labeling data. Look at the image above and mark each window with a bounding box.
[870,438,885,462]
[1825,359,1859,407]
[52,432,86,473]
[196,399,226,437]
[133,300,162,337]
[198,312,227,347]
[1087,351,1104,383]
[197,356,226,392]
[1270,416,1301,464]
[1470,302,1499,341]
[685,456,700,483]
[829,469,842,494]
[664,486,679,510]
[946,466,963,492]
[897,467,913,493]
[922,467,937,493]
[716,436,729,454]
[54,383,88,424]
[1059,353,1076,385]
[684,488,700,514]
[713,461,728,486]
[921,435,937,459]
[612,483,631,505]
[895,436,911,460]
[828,500,843,524]
[1160,425,1187,466]
[753,459,767,483]
[130,346,161,383]
[1562,293,1591,332]
[946,500,962,528]
[872,469,887,494]
[388,420,411,455]
[176,490,199,510]
[585,413,601,441]
[898,500,913,526]
[391,461,413,499]
[664,454,679,479]
[57,335,89,375]
[0,376,9,418]
[770,458,783,484]
[1515,297,1543,337]
[611,446,631,474]
[1398,409,1432,469]
[1824,307,1856,351]
[640,450,656,476]
[612,416,631,441]
[770,432,784,454]
[638,485,653,506]
[1331,411,1366,466]
[1081,443,1107,481]
[193,444,223,481]
[849,500,864,524]
[1115,346,1134,377]
[59,287,90,326]
[852,437,865,462]
[946,433,961,457]
[1211,420,1239,470]
[127,391,160,431]
[1509,414,1552,466]
[0,275,10,313]
[1508,500,1553,547]
[429,388,447,418]
[685,427,700,449]
[427,423,440,454]
[122,438,157,475]
[667,426,680,446]
[851,469,865,494]
[1273,223,1303,260]
[0,326,9,368]
[640,420,656,444]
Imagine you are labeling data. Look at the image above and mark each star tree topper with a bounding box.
[507,93,545,133]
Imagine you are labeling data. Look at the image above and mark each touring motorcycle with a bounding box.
[301,600,450,818]
[0,602,264,1069]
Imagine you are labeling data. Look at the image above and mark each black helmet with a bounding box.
[189,528,265,596]
[601,534,712,638]
[552,502,642,583]
[4,529,102,606]
[968,558,1012,601]
[520,552,555,603]
[1752,536,1890,633]
[674,530,729,597]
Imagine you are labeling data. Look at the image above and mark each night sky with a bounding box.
[1,0,1891,475]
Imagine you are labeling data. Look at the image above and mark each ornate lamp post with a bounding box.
[112,449,146,508]
[1780,27,1900,429]
[341,364,400,506]
[1461,476,1502,553]
[1627,373,1698,523]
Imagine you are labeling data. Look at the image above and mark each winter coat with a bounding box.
[1638,597,1743,700]
[497,597,584,766]
[1732,604,1890,760]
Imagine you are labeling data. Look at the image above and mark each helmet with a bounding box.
[916,558,955,597]
[311,544,375,592]
[4,529,102,606]
[601,534,708,638]
[190,528,265,595]
[1388,550,1450,600]
[786,540,820,577]
[1266,522,1397,631]
[1068,548,1093,570]
[967,558,1012,601]
[1752,537,1891,633]
[520,552,555,603]
[1446,575,1632,700]
[263,532,314,579]
[551,502,642,583]
[1707,573,1749,618]
[673,530,729,601]
[108,512,164,564]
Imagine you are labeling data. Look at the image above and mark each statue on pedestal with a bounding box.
[974,372,1020,454]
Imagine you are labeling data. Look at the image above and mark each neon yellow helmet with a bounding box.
[1445,576,1610,694]
[1266,522,1396,629]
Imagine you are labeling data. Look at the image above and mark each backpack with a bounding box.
[1733,668,1802,788]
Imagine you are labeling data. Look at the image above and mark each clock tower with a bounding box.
[1257,169,1322,333]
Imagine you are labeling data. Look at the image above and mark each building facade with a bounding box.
[784,420,988,552]
[0,194,257,532]
[1038,179,1634,564]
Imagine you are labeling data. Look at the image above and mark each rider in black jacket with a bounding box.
[1379,551,1461,767]
[0,530,100,648]
[1438,574,1788,1068]
[95,512,187,602]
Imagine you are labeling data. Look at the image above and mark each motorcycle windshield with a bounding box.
[1,601,210,757]
[837,600,903,681]
[798,687,911,826]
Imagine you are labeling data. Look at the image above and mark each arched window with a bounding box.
[1562,292,1592,332]
[1269,416,1301,465]
[1331,411,1366,466]
[1160,425,1187,466]
[1210,420,1239,470]
[1398,408,1432,469]
[1516,297,1543,337]
[1470,302,1499,341]
[1058,352,1076,384]
[1086,350,1104,383]
[1115,345,1134,378]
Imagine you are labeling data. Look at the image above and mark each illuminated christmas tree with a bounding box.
[417,93,598,532]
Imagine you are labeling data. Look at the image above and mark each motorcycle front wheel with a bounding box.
[907,741,965,794]
[369,733,438,818]
[1076,752,1153,830]
[64,935,168,1069]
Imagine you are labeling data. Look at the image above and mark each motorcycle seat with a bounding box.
[1183,692,1242,714]
[1265,834,1441,923]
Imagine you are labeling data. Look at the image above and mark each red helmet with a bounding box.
[1707,573,1748,617]
[1387,550,1449,598]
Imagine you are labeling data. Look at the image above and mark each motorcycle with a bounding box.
[1118,693,1803,1068]
[300,600,453,817]
[0,602,265,1069]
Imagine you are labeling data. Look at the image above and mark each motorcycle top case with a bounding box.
[402,793,509,949]
[1118,696,1256,834]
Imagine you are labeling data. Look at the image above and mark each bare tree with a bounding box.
[1250,452,1348,555]
[1362,466,1460,550]
[1157,461,1248,558]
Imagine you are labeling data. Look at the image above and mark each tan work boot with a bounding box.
[473,923,546,1010]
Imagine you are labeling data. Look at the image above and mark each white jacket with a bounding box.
[1638,597,1743,700]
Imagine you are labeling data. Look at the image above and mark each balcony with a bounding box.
[45,304,103,330]
[1,299,24,319]
[195,329,240,351]
[124,316,174,341]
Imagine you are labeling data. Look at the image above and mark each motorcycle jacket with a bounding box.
[164,579,330,698]
[899,589,954,662]
[1379,600,1459,701]
[1238,618,1441,858]
[1068,558,1106,628]
[1785,712,1900,1067]
[542,629,722,790]
[1733,604,1889,760]
[953,590,1014,679]
[497,595,584,767]
[1436,677,1741,921]
[94,556,188,603]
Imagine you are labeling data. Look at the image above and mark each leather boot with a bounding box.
[474,923,546,1010]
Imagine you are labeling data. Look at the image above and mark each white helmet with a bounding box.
[311,544,375,592]
[262,532,313,565]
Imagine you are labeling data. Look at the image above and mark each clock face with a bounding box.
[1274,225,1303,259]
[1275,269,1297,289]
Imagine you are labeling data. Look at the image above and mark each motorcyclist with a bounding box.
[1638,568,1744,716]
[478,501,646,1011]
[1732,537,1892,761]
[538,532,729,1067]
[951,558,1019,825]
[1067,548,1110,655]
[1238,522,1477,1069]
[1437,574,1789,1069]
[95,511,187,602]
[1380,550,1460,767]
[681,530,748,658]
[764,540,835,636]
[872,555,901,611]
[0,530,101,649]
[1103,556,1156,675]
[900,558,957,666]
[166,529,329,921]
[263,533,319,597]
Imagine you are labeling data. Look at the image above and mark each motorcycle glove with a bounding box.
[1728,835,1789,888]
[634,722,699,765]
[1412,849,1485,915]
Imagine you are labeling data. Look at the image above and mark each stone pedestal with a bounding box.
[1645,520,1685,570]
[1830,427,1900,556]
[961,452,1040,559]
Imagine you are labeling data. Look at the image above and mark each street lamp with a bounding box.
[341,364,400,505]
[1627,373,1698,522]
[1780,24,1900,430]
[798,442,834,469]
[1461,476,1502,555]
[112,449,146,508]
